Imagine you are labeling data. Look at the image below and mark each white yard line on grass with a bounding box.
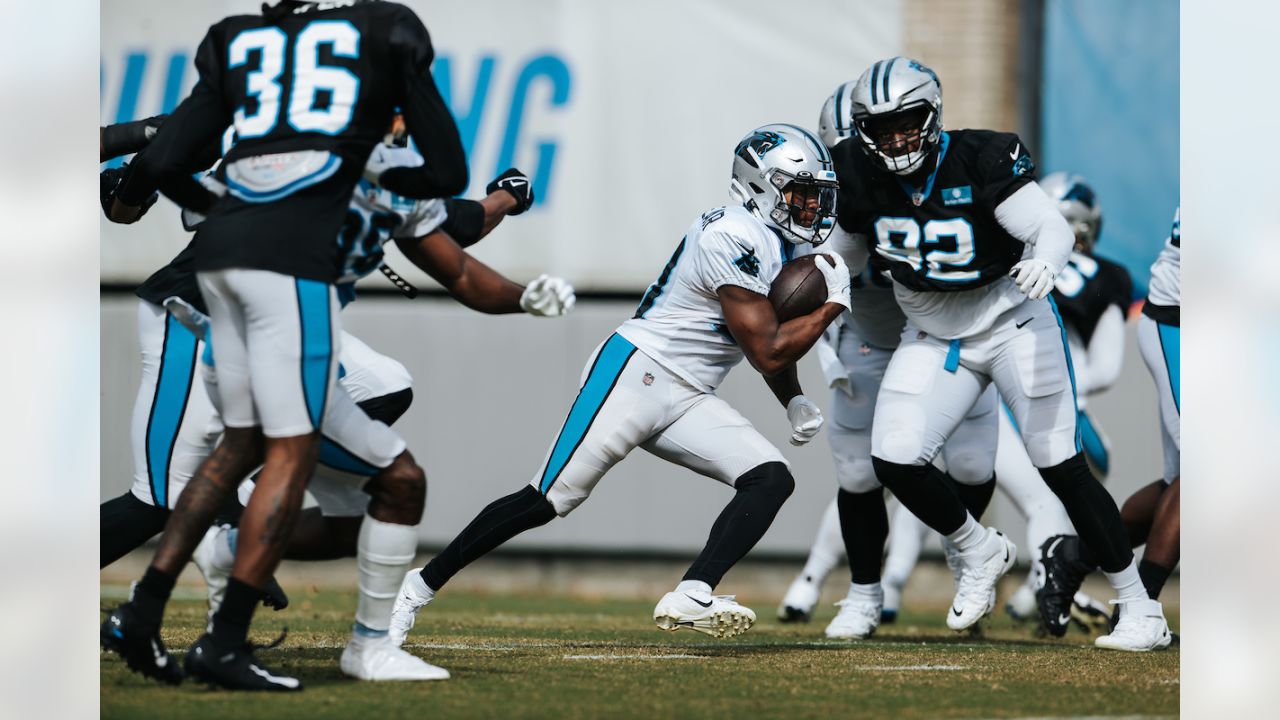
[854,664,971,671]
[564,654,708,661]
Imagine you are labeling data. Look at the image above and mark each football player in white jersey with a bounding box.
[829,57,1170,651]
[388,124,852,643]
[1117,208,1180,604]
[777,84,1001,640]
[101,118,574,686]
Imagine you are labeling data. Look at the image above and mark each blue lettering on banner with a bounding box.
[102,49,572,207]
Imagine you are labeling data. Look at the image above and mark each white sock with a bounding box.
[676,580,712,596]
[945,514,985,553]
[355,514,419,635]
[883,503,927,588]
[800,499,844,583]
[213,526,236,570]
[848,581,883,602]
[1104,559,1147,604]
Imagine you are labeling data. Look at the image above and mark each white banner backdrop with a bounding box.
[101,0,903,291]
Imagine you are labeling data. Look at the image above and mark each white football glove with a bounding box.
[520,274,576,317]
[1009,259,1057,300]
[814,253,852,311]
[786,395,825,446]
[362,144,422,186]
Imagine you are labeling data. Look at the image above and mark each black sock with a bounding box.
[100,492,170,568]
[871,457,968,535]
[421,485,556,591]
[132,566,176,628]
[1138,559,1172,600]
[949,474,996,520]
[684,462,794,587]
[836,488,889,584]
[211,578,260,648]
[1040,452,1133,573]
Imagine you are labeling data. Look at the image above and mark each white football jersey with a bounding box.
[336,145,447,286]
[1146,207,1180,308]
[616,205,793,392]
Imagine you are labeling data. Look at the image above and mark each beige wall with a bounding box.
[904,0,1025,134]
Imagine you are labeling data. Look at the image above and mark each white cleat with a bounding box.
[654,590,756,639]
[946,528,1017,631]
[192,524,231,618]
[340,634,450,681]
[777,574,821,623]
[942,539,964,588]
[825,590,882,639]
[1095,598,1172,652]
[388,569,436,648]
[1070,591,1113,632]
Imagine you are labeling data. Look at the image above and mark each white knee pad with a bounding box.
[829,425,880,493]
[944,448,996,485]
[870,400,930,466]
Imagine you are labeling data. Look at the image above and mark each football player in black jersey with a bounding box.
[100,0,470,690]
[828,57,1170,651]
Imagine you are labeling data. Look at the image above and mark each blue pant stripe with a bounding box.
[145,314,199,507]
[1046,296,1082,453]
[539,334,636,494]
[296,279,334,430]
[1157,323,1180,413]
[319,436,381,476]
[1078,410,1109,477]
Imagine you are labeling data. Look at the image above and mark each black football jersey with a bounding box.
[833,129,1036,292]
[118,0,466,283]
[1050,251,1133,345]
[135,241,206,315]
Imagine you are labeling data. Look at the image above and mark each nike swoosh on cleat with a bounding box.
[686,594,713,608]
[1058,614,1070,626]
[1045,537,1063,557]
[249,664,300,688]
[951,607,962,617]
[1004,546,1010,562]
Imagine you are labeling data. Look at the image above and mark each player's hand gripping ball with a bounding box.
[768,254,850,321]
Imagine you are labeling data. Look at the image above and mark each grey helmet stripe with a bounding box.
[869,60,883,104]
[882,57,898,105]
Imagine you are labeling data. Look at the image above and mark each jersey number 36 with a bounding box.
[873,216,978,282]
[228,20,362,139]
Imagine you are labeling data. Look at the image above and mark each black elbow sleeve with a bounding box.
[440,199,485,247]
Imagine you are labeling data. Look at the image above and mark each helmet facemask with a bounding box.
[768,171,839,245]
[855,102,940,176]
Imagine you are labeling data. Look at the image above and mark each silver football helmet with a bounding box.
[817,81,858,150]
[850,57,943,175]
[729,123,839,245]
[1039,171,1102,252]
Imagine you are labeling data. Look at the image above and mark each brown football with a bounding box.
[768,254,831,322]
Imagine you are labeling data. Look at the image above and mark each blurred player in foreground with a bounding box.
[389,124,851,644]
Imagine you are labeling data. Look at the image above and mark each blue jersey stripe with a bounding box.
[296,280,334,430]
[1157,322,1180,413]
[1046,296,1082,453]
[146,314,200,507]
[539,334,636,494]
[319,436,381,476]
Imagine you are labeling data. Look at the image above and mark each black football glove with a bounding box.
[100,163,158,223]
[486,168,534,215]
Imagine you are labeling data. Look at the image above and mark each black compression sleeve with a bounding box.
[440,199,485,247]
[380,8,468,199]
[101,115,168,161]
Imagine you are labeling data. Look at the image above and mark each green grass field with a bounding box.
[100,585,1179,719]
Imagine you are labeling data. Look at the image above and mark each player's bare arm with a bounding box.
[717,284,843,378]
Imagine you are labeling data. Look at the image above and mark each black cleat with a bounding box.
[1037,535,1094,638]
[261,577,289,611]
[100,603,183,685]
[184,632,301,692]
